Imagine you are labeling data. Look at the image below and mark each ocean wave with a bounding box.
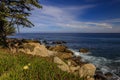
[69,49,120,78]
[70,49,112,66]
[114,60,120,62]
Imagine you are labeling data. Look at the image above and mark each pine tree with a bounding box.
[0,0,42,47]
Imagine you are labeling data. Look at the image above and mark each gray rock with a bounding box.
[104,72,113,80]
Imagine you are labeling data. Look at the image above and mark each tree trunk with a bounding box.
[0,21,8,47]
[2,34,8,47]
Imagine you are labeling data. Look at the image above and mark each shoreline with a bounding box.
[3,38,120,80]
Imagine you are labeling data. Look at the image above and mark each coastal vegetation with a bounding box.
[0,48,82,80]
[0,0,42,47]
[0,39,96,80]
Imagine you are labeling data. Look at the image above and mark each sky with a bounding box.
[21,0,120,33]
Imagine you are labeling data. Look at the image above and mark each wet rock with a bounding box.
[46,45,50,49]
[94,74,107,80]
[72,56,87,66]
[42,40,48,44]
[94,70,107,80]
[65,49,74,54]
[95,70,104,75]
[96,68,101,71]
[79,48,89,53]
[52,41,67,44]
[104,72,113,79]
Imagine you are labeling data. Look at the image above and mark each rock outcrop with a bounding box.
[48,45,67,52]
[48,45,73,55]
[94,70,115,80]
[54,57,70,72]
[55,52,73,60]
[7,38,97,79]
[79,63,96,79]
[104,72,113,80]
[54,56,96,79]
[54,57,81,73]
[52,41,66,44]
[79,48,89,53]
[19,43,55,57]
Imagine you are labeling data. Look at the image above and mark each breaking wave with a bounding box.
[70,49,120,79]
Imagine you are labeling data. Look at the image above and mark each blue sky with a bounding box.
[21,0,120,33]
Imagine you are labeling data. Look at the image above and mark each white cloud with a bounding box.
[104,18,120,23]
[85,22,112,28]
[22,4,113,32]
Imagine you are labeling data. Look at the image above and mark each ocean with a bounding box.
[9,33,120,77]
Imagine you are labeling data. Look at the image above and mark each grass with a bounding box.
[0,48,83,80]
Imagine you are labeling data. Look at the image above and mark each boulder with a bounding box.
[46,45,50,49]
[94,74,107,80]
[65,49,74,54]
[48,45,74,55]
[67,59,80,73]
[72,56,82,64]
[67,59,78,66]
[56,52,73,60]
[54,57,69,72]
[42,40,48,44]
[52,41,66,44]
[54,57,81,73]
[104,72,113,79]
[49,45,67,52]
[79,48,89,53]
[79,63,96,79]
[19,43,55,57]
[69,66,80,73]
[72,56,87,66]
[95,70,104,75]
[94,70,107,80]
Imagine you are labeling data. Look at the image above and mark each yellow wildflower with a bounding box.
[23,65,29,70]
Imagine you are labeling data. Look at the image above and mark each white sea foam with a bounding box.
[70,49,120,79]
[114,57,120,62]
[114,60,120,62]
[70,49,119,70]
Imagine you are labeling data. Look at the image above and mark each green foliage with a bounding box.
[0,50,82,80]
[0,0,42,47]
[0,0,42,30]
[2,22,16,36]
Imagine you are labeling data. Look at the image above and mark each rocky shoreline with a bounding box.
[6,38,120,80]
